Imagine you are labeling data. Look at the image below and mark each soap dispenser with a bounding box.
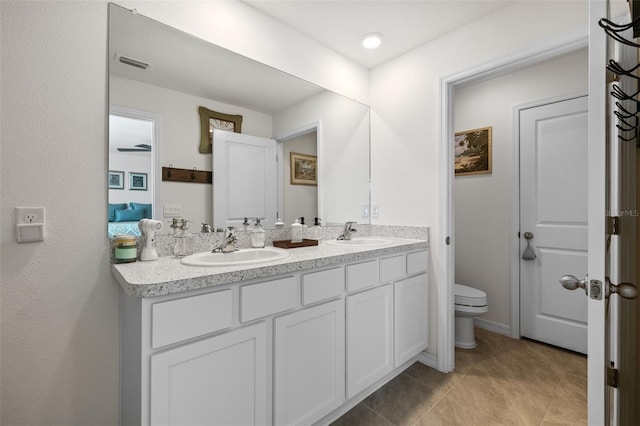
[310,217,322,241]
[291,218,303,243]
[173,219,194,257]
[299,216,308,239]
[250,218,266,248]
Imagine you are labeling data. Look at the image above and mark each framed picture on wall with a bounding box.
[129,172,148,191]
[198,106,243,154]
[108,170,124,189]
[454,126,492,176]
[290,152,317,186]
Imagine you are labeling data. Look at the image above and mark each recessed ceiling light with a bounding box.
[362,33,383,49]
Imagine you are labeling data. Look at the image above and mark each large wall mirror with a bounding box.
[108,4,371,235]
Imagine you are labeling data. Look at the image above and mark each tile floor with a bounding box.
[331,328,587,426]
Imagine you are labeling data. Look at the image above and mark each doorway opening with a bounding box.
[438,28,588,372]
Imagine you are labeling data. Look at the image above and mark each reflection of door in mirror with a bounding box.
[108,106,161,237]
[281,129,318,227]
[213,129,278,229]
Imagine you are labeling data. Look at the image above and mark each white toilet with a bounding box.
[454,284,488,349]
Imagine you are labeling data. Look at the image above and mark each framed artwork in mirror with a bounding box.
[129,172,148,191]
[290,152,318,186]
[454,126,492,176]
[198,106,243,154]
[108,170,124,189]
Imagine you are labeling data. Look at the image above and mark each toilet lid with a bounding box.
[454,284,487,307]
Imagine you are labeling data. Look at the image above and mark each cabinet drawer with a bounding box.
[346,260,378,292]
[302,267,344,305]
[407,250,428,275]
[241,276,298,322]
[379,254,406,282]
[152,290,232,349]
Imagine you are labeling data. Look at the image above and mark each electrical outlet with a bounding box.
[16,207,45,224]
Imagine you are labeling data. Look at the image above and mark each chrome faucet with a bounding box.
[337,221,358,240]
[213,227,238,253]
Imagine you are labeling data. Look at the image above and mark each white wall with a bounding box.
[454,48,588,330]
[283,131,318,226]
[370,1,588,355]
[0,2,118,424]
[0,2,367,424]
[110,75,272,226]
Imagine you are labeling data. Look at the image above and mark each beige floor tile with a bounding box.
[542,374,587,425]
[329,403,394,426]
[454,339,495,374]
[433,367,552,426]
[362,373,434,426]
[417,405,505,426]
[469,350,564,398]
[332,329,587,426]
[403,361,462,400]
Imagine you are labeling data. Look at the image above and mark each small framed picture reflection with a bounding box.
[108,170,124,190]
[129,172,148,191]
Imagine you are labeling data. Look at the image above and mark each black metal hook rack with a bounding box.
[599,15,640,146]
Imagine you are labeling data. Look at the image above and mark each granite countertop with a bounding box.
[113,237,428,298]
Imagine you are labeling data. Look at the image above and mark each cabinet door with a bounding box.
[346,284,393,398]
[274,299,345,426]
[150,323,267,426]
[394,274,428,367]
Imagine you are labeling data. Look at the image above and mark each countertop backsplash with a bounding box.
[111,224,429,260]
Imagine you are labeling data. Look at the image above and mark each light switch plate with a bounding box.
[371,203,380,219]
[361,204,369,218]
[163,204,182,217]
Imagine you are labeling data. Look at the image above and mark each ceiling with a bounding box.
[242,0,515,69]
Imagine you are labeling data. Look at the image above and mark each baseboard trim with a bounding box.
[416,350,438,369]
[474,318,511,337]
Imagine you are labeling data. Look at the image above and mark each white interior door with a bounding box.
[213,129,278,229]
[604,17,638,425]
[587,2,639,423]
[519,96,589,354]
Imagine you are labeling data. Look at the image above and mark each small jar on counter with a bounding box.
[113,235,138,263]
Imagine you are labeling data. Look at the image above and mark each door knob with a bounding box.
[606,278,639,299]
[522,232,536,260]
[560,275,588,295]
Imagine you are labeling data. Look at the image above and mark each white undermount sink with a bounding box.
[181,247,290,267]
[323,237,393,248]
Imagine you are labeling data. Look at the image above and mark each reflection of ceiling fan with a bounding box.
[117,144,151,152]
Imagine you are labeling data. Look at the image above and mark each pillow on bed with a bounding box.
[108,203,128,222]
[130,202,152,219]
[114,208,144,222]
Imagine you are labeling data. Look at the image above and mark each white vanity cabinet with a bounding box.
[346,284,394,398]
[119,246,429,426]
[394,273,429,367]
[273,299,345,426]
[150,323,267,426]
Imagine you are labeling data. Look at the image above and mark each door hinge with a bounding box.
[607,364,618,388]
[607,216,620,236]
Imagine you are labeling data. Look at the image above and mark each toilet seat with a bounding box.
[454,284,487,307]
